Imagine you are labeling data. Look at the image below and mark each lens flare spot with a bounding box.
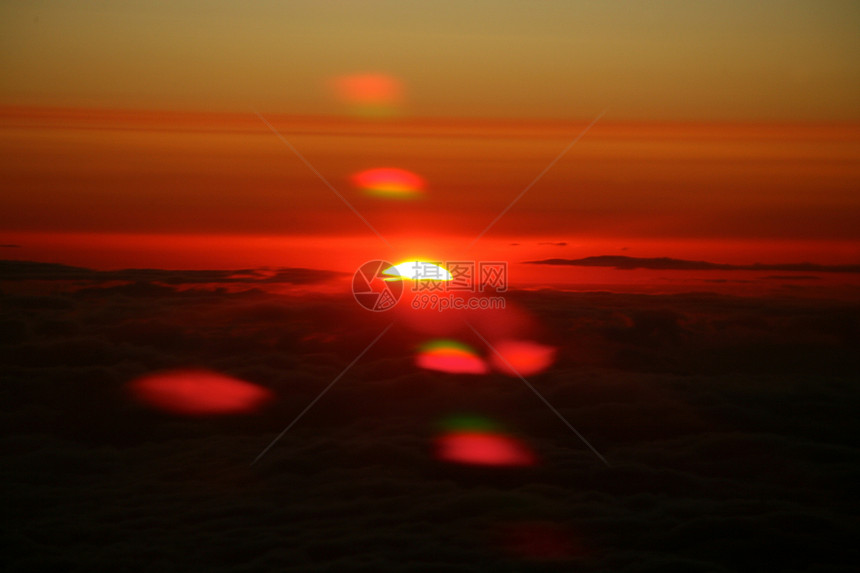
[329,73,403,117]
[129,369,272,415]
[383,261,452,281]
[416,339,488,374]
[496,521,586,562]
[490,340,556,376]
[351,167,425,198]
[435,432,537,467]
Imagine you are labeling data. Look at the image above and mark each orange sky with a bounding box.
[1,2,859,290]
[1,107,859,290]
[2,1,859,120]
[2,109,858,240]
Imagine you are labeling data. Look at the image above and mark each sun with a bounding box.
[382,260,453,281]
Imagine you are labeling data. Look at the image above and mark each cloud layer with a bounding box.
[2,264,858,571]
[525,255,860,273]
[0,260,344,285]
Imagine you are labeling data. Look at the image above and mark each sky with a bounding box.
[2,1,859,120]
[2,2,860,292]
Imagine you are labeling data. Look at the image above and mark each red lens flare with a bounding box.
[415,339,488,375]
[329,73,404,117]
[434,431,537,467]
[128,369,272,415]
[489,340,556,376]
[495,521,586,562]
[351,167,425,198]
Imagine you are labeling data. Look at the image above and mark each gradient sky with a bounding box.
[3,8,860,568]
[3,0,859,120]
[1,1,859,289]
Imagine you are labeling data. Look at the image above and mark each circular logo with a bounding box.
[352,260,402,312]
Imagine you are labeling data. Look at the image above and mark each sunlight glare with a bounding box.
[329,73,403,117]
[351,167,425,198]
[434,414,537,467]
[435,432,537,467]
[383,261,453,281]
[415,339,488,374]
[128,369,272,415]
[489,340,556,376]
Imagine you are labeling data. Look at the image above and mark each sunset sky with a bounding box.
[3,1,859,119]
[3,3,860,572]
[2,0,860,292]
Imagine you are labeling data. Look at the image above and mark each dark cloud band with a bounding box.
[525,255,860,273]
